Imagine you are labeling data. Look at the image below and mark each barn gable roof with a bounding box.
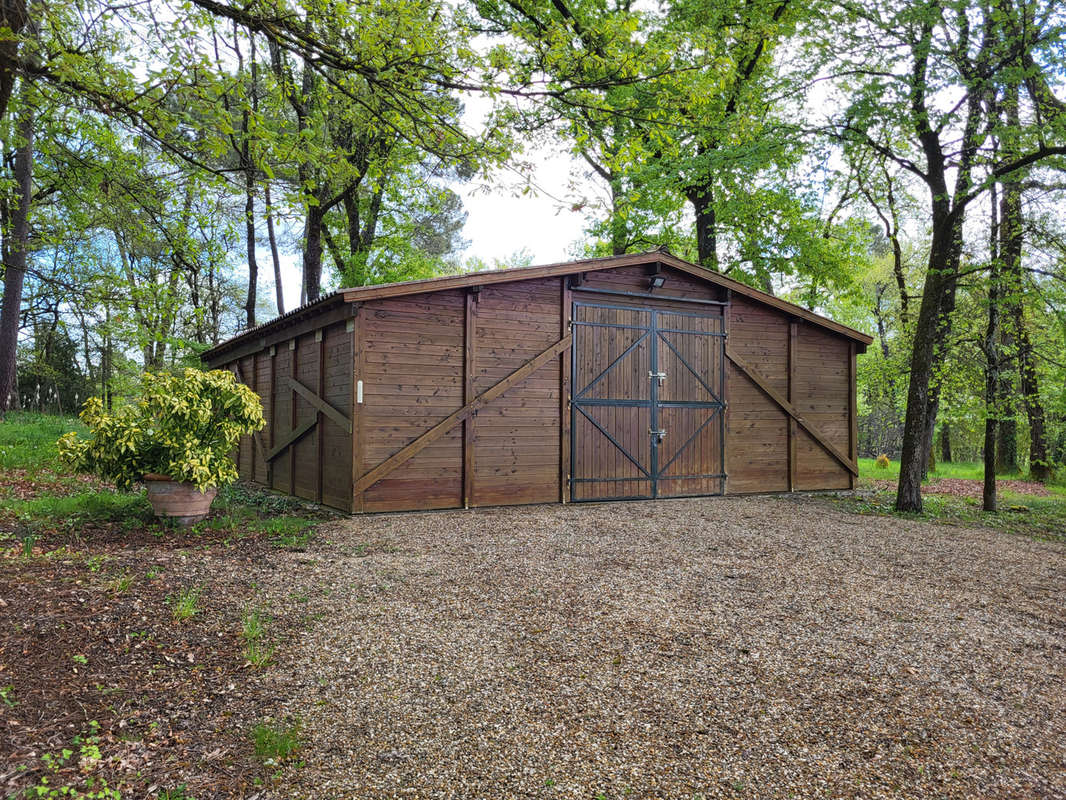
[202,250,872,364]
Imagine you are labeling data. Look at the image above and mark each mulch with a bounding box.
[0,482,306,798]
[872,476,1054,498]
[259,497,1066,799]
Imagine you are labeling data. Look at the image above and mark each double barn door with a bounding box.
[571,301,726,501]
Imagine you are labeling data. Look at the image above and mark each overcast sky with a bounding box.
[273,93,597,311]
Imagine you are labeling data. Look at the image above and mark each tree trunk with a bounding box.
[940,423,952,463]
[982,181,1001,513]
[997,81,1050,481]
[1019,327,1050,480]
[242,30,259,329]
[302,201,324,303]
[243,166,258,328]
[0,0,26,123]
[896,215,957,512]
[997,406,1017,472]
[0,110,33,414]
[265,182,284,315]
[689,184,718,271]
[608,175,626,257]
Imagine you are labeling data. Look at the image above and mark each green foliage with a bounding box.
[241,606,275,667]
[169,586,202,621]
[23,722,120,799]
[57,369,264,492]
[251,719,303,765]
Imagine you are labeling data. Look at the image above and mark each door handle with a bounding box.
[649,428,666,443]
[649,371,667,386]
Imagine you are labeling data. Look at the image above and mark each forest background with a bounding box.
[0,0,1063,511]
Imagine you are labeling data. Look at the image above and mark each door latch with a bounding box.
[649,428,666,443]
[649,371,667,386]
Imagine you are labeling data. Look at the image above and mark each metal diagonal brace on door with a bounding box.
[353,334,573,495]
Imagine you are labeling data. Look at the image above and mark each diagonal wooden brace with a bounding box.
[230,363,268,460]
[286,376,352,433]
[354,334,573,495]
[726,345,858,477]
[266,418,317,462]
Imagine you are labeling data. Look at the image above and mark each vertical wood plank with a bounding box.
[560,276,572,502]
[350,309,364,513]
[267,346,275,488]
[849,340,858,490]
[252,353,260,482]
[316,329,325,504]
[289,338,297,497]
[722,292,731,494]
[788,320,798,492]
[463,289,476,508]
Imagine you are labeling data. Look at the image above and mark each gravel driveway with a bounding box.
[262,495,1066,799]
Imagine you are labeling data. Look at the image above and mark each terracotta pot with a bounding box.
[142,474,217,526]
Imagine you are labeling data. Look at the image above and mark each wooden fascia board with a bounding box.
[204,252,873,367]
[339,254,873,348]
[203,300,358,367]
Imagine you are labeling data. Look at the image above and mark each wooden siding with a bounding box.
[726,295,790,493]
[358,290,466,512]
[212,257,861,514]
[225,320,354,512]
[792,322,851,490]
[471,278,561,507]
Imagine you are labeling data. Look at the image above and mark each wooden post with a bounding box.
[849,340,858,490]
[268,345,276,489]
[722,291,730,494]
[316,328,325,504]
[560,277,572,503]
[289,338,297,497]
[788,320,798,492]
[463,288,477,508]
[350,309,364,513]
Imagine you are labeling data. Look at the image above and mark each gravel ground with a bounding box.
[258,495,1066,799]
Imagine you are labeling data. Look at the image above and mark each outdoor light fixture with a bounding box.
[649,274,666,290]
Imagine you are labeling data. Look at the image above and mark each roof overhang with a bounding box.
[202,251,873,366]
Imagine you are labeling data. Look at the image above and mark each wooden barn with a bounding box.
[201,251,872,513]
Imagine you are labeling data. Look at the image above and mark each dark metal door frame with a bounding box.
[570,301,727,501]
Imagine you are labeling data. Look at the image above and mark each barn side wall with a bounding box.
[226,317,354,512]
[353,279,564,513]
[214,260,859,514]
[726,296,853,493]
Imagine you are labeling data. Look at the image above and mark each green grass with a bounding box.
[0,411,81,470]
[0,414,327,546]
[251,719,302,765]
[7,490,155,527]
[839,458,1066,540]
[169,585,202,621]
[861,456,1066,488]
[241,606,275,667]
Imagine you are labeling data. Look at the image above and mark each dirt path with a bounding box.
[258,495,1066,799]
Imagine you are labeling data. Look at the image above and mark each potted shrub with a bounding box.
[58,369,265,526]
